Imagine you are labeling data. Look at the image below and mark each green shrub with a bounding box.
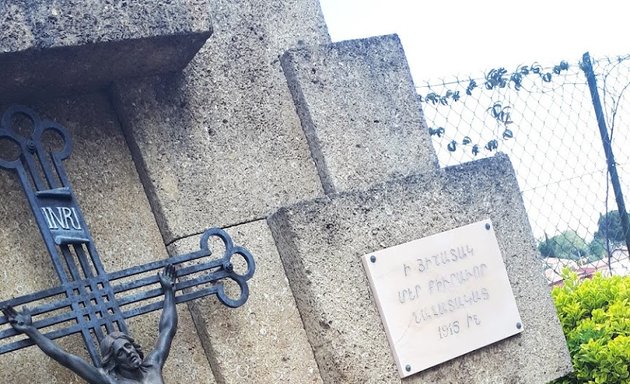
[551,271,630,384]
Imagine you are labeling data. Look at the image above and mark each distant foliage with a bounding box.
[539,211,628,262]
[594,210,627,245]
[538,230,602,262]
[551,272,630,384]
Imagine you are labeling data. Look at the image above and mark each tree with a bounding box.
[538,230,591,260]
[587,239,606,260]
[593,210,626,245]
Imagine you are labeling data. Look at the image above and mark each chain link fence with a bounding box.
[416,53,630,284]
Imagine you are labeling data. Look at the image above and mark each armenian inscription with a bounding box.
[362,220,523,378]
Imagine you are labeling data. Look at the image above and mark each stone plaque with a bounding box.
[362,219,523,378]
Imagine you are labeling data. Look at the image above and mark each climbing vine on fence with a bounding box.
[419,60,570,156]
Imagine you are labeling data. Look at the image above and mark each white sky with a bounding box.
[318,1,630,243]
[319,0,630,82]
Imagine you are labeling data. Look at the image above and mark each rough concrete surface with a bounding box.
[0,0,212,102]
[168,220,323,384]
[0,94,215,383]
[281,34,438,194]
[268,154,572,384]
[113,0,331,243]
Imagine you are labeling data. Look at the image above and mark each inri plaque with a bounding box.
[362,219,523,378]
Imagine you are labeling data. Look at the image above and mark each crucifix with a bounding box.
[0,105,255,381]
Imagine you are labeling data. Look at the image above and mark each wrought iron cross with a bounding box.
[0,105,255,365]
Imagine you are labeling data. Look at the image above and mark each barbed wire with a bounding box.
[417,53,630,284]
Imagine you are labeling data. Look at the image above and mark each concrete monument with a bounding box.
[0,0,572,383]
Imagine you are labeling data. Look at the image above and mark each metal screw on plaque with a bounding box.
[516,322,522,329]
[485,223,491,230]
[405,364,411,372]
[370,255,376,263]
[0,105,257,383]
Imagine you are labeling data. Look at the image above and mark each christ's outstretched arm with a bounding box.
[146,264,178,368]
[2,306,108,384]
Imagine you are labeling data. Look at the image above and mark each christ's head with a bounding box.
[100,331,144,373]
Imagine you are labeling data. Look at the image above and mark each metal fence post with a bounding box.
[581,51,630,255]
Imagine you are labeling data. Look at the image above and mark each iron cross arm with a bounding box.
[0,105,256,366]
[0,227,255,355]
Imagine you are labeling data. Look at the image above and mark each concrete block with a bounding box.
[0,0,212,102]
[281,34,439,194]
[268,154,572,383]
[113,0,330,243]
[0,95,215,383]
[167,220,322,384]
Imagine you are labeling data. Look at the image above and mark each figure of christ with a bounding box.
[2,265,178,384]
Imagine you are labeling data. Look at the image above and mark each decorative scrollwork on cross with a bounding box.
[0,105,256,369]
